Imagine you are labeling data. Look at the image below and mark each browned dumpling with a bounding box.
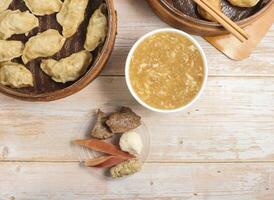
[197,0,221,22]
[227,0,260,7]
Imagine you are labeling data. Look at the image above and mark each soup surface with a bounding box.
[129,32,204,110]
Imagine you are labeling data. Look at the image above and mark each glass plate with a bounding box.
[72,106,150,164]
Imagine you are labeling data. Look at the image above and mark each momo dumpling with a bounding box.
[0,40,24,62]
[0,10,39,40]
[23,0,63,16]
[84,4,108,51]
[22,29,66,64]
[227,0,260,7]
[0,0,12,13]
[197,0,221,21]
[41,50,92,83]
[57,0,89,38]
[0,62,33,88]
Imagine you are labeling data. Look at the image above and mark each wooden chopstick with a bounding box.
[194,0,249,42]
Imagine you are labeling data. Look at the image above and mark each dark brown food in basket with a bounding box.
[106,107,141,134]
[170,0,268,21]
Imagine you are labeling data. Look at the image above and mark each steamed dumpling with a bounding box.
[0,10,39,40]
[0,62,33,88]
[84,4,108,51]
[57,0,89,38]
[41,50,92,83]
[197,0,221,22]
[23,0,63,16]
[22,29,66,64]
[0,40,24,62]
[227,0,260,7]
[0,0,12,13]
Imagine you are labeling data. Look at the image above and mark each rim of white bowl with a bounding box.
[125,28,208,113]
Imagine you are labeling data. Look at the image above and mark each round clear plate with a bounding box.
[72,106,150,164]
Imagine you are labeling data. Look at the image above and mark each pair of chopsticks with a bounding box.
[194,0,249,42]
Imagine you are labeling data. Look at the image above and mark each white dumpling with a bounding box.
[22,29,66,64]
[84,4,108,52]
[0,62,33,88]
[57,0,89,38]
[0,10,39,40]
[0,0,12,13]
[41,50,92,83]
[227,0,260,7]
[0,40,24,62]
[23,0,63,16]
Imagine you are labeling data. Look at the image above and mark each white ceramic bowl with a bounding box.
[125,28,208,113]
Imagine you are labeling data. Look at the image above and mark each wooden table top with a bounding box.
[0,0,273,199]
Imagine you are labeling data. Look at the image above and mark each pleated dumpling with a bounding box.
[0,10,39,40]
[0,40,24,62]
[227,0,260,7]
[41,50,92,83]
[0,62,33,88]
[57,0,89,38]
[0,0,12,13]
[84,4,108,51]
[22,29,66,64]
[23,0,63,16]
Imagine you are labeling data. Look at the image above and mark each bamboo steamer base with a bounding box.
[0,0,117,102]
[204,5,274,60]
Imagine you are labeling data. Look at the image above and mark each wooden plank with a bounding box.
[102,0,274,76]
[0,76,273,162]
[0,162,273,200]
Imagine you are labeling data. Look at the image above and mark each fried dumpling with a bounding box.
[227,0,260,7]
[57,0,89,38]
[197,0,221,22]
[22,29,66,64]
[23,0,63,16]
[0,40,24,62]
[41,50,92,83]
[0,10,39,40]
[0,0,12,13]
[84,4,108,51]
[0,62,33,88]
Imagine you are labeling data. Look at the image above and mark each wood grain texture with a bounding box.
[0,162,273,200]
[0,77,273,162]
[0,0,273,199]
[102,0,274,76]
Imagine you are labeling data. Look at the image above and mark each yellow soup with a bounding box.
[129,32,204,110]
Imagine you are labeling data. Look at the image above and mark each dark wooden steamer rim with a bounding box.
[146,0,273,36]
[0,0,117,101]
